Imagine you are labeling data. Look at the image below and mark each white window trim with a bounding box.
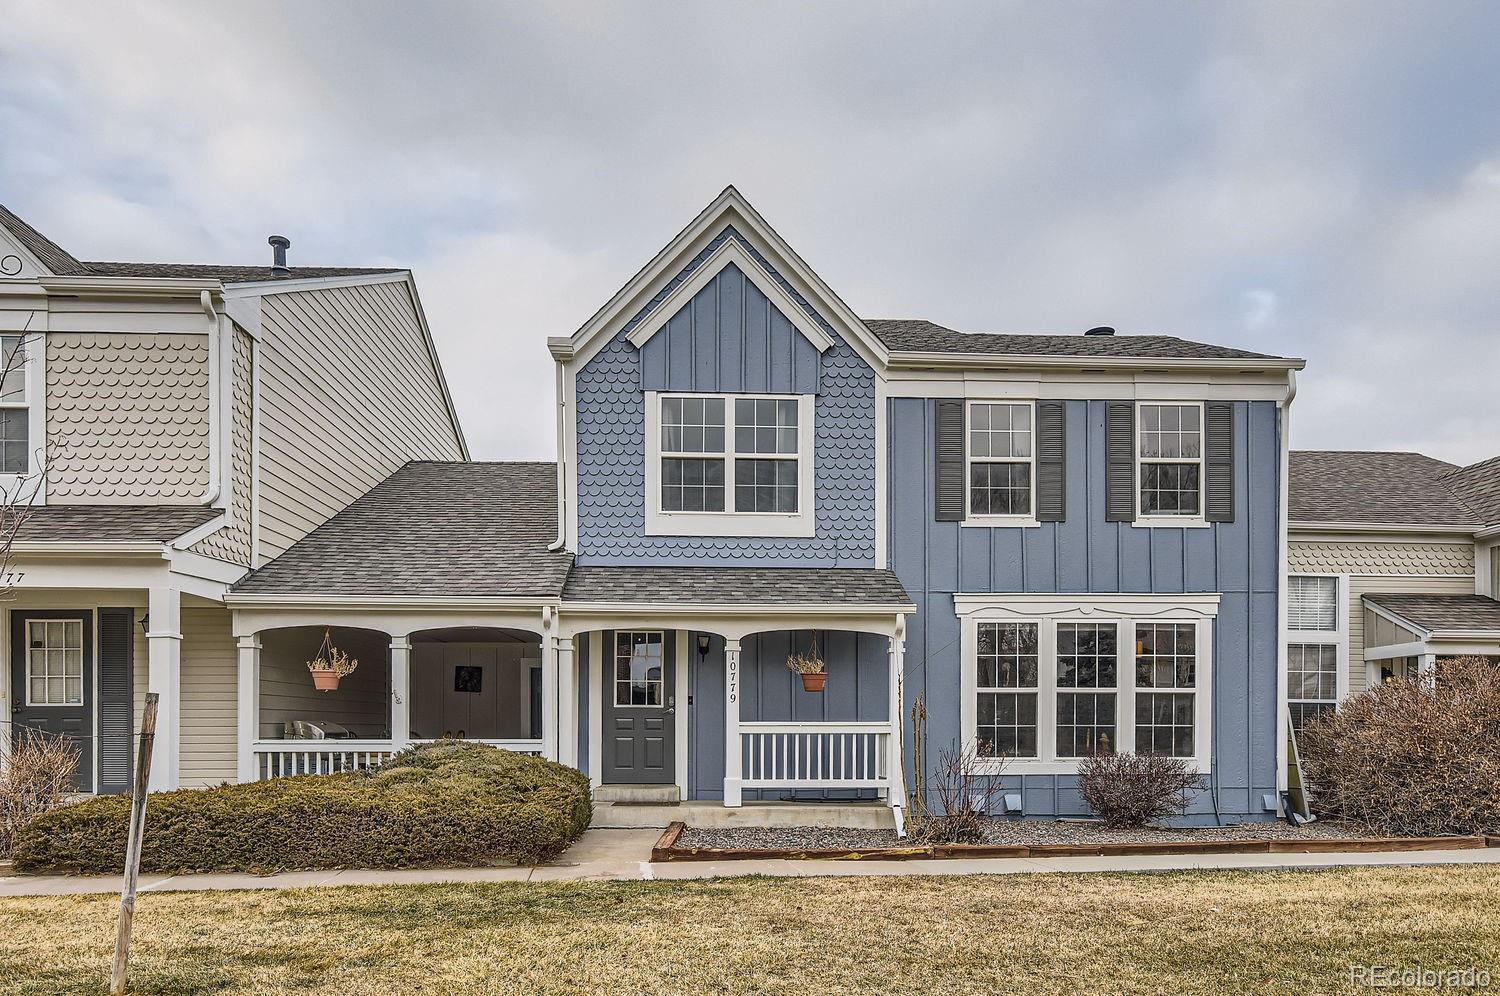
[0,331,46,505]
[1135,400,1207,528]
[644,391,816,538]
[963,399,1040,528]
[612,630,667,709]
[1284,572,1349,707]
[957,593,1218,775]
[22,616,86,708]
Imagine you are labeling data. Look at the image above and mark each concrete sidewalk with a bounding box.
[4,829,1499,897]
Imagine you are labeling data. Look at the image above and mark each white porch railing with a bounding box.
[252,738,545,780]
[738,722,891,790]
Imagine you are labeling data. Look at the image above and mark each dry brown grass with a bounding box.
[2,866,1497,995]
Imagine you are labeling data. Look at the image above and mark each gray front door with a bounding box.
[603,630,675,784]
[10,611,93,791]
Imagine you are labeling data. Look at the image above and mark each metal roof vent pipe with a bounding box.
[1084,326,1115,336]
[268,235,291,276]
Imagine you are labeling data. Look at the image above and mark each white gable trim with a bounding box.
[0,227,52,280]
[623,238,834,354]
[564,187,889,371]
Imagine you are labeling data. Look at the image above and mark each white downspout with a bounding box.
[1275,369,1297,807]
[547,357,567,552]
[196,290,223,507]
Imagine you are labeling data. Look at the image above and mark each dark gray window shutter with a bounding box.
[1105,402,1136,522]
[97,608,135,795]
[1035,402,1066,522]
[1204,402,1235,522]
[935,400,966,522]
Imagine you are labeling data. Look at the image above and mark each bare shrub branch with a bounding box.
[1077,753,1204,829]
[1298,656,1500,836]
[912,740,1005,844]
[0,725,80,857]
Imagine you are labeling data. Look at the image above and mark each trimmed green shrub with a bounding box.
[13,741,592,874]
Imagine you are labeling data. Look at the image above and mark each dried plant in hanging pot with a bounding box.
[306,628,359,691]
[786,634,827,692]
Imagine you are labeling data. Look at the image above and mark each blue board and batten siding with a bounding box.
[889,398,1282,823]
[573,228,877,566]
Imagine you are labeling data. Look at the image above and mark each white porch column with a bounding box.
[542,634,560,762]
[146,586,181,792]
[389,637,411,748]
[887,619,908,835]
[724,637,742,807]
[236,634,261,783]
[1418,652,1438,686]
[556,636,577,768]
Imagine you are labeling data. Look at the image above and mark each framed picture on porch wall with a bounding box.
[453,665,483,694]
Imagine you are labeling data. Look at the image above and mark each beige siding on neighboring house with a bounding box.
[190,328,254,565]
[131,606,239,788]
[255,280,462,562]
[47,332,211,502]
[1289,539,1476,697]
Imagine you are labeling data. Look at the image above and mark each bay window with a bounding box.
[646,392,814,537]
[957,594,1217,774]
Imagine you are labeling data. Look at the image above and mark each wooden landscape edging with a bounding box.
[650,822,1493,863]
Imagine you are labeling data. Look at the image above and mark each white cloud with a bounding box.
[1,0,1498,464]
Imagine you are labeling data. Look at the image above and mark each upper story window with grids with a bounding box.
[647,392,814,537]
[1138,403,1202,518]
[0,335,30,476]
[968,402,1033,517]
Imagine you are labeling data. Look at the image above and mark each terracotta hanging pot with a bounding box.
[310,668,343,692]
[800,671,827,693]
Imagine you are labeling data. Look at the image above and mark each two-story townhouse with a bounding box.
[1286,451,1500,721]
[219,187,1304,829]
[0,204,466,795]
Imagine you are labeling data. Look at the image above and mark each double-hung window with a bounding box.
[0,335,31,476]
[1286,575,1342,730]
[648,392,813,537]
[967,402,1033,518]
[1138,402,1202,518]
[958,595,1216,773]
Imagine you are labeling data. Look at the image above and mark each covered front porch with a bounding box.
[1362,592,1500,685]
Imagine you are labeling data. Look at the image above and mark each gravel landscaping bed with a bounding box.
[677,819,1380,851]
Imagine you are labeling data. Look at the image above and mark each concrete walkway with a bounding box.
[3,830,1499,897]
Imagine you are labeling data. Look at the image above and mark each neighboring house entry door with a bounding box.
[603,631,675,784]
[10,611,94,791]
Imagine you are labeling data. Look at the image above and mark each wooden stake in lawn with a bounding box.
[110,692,158,996]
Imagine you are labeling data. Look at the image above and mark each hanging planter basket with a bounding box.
[306,627,359,692]
[786,633,827,693]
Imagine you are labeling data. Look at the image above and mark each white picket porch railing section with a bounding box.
[738,722,892,790]
[252,739,545,780]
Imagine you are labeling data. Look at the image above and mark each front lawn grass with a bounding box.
[2,866,1497,995]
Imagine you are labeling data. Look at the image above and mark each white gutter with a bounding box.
[194,290,223,508]
[885,350,1307,374]
[1287,521,1480,537]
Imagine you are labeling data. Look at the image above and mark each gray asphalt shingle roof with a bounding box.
[563,565,914,607]
[13,505,220,543]
[866,318,1288,361]
[1289,451,1480,527]
[1363,593,1500,634]
[1441,456,1500,528]
[1,203,402,285]
[232,462,574,599]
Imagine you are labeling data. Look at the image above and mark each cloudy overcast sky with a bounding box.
[2,1,1496,463]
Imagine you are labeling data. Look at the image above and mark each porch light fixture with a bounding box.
[697,634,711,659]
[138,614,149,633]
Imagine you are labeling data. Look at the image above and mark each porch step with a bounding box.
[592,784,681,805]
[592,799,896,830]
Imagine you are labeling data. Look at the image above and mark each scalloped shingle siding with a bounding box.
[575,227,876,566]
[1288,541,1474,576]
[47,333,211,502]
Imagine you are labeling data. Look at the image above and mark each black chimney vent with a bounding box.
[268,235,291,276]
[1084,326,1115,337]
